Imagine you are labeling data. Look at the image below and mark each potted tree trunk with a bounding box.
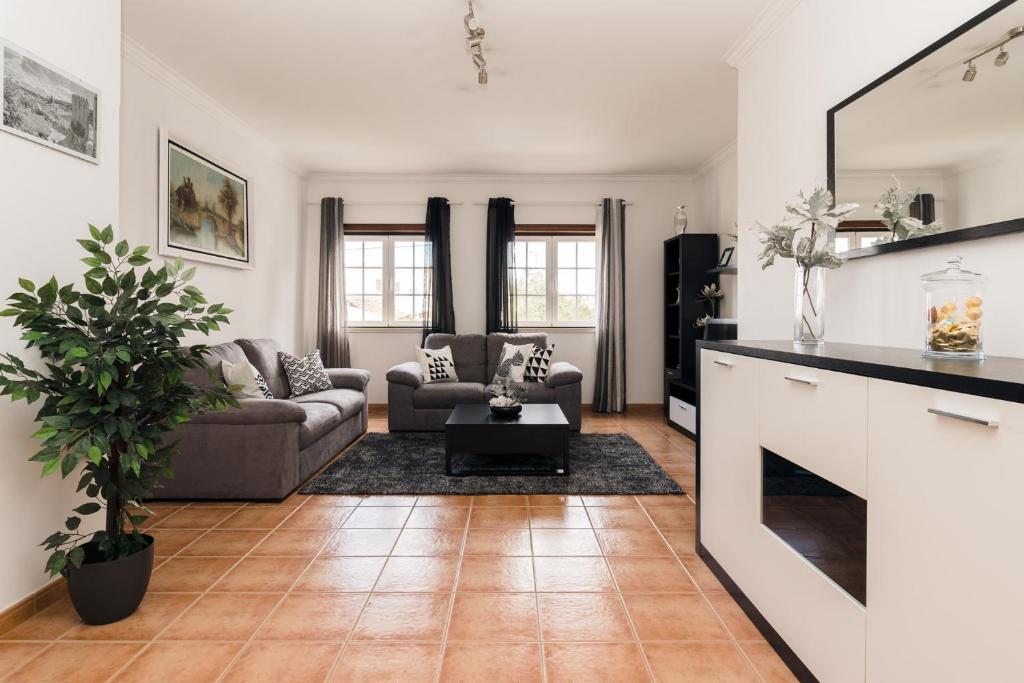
[0,226,235,624]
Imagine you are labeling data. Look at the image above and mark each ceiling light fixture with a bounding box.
[464,1,488,86]
[961,25,1023,82]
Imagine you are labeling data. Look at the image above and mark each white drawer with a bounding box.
[758,359,867,498]
[668,397,695,433]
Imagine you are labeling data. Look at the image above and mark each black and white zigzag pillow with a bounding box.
[278,349,333,397]
[416,346,459,384]
[524,343,555,382]
[253,372,274,399]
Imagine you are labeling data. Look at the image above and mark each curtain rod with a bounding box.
[469,200,632,207]
[304,200,466,207]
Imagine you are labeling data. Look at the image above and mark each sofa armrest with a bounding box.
[188,399,307,426]
[386,361,423,388]
[327,368,371,392]
[545,361,583,388]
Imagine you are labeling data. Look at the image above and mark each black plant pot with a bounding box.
[66,534,154,625]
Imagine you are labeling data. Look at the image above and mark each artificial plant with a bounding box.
[0,226,235,576]
[875,178,942,242]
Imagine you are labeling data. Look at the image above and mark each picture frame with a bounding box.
[718,247,734,267]
[0,37,100,163]
[158,128,253,269]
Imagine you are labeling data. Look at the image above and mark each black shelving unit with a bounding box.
[664,234,734,437]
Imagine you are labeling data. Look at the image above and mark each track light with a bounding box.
[963,61,977,82]
[463,1,488,86]
[995,46,1009,66]
[961,26,1022,82]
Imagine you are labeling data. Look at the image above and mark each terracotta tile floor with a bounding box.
[0,408,796,682]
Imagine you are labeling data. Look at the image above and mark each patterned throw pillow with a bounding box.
[492,342,533,383]
[416,346,459,384]
[221,359,274,399]
[524,343,555,383]
[278,349,333,397]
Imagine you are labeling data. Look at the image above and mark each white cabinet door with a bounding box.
[867,379,1024,682]
[699,350,758,561]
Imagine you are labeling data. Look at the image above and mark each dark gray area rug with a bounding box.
[300,432,684,496]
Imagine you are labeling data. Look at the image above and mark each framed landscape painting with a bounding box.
[158,129,253,269]
[1,37,99,163]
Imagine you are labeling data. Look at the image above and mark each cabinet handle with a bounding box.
[784,375,819,386]
[713,359,735,368]
[927,408,999,428]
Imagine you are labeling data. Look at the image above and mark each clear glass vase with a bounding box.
[794,265,826,345]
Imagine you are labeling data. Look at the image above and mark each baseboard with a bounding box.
[0,577,67,637]
[698,543,818,683]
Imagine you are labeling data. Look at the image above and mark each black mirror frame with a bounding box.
[827,0,1024,260]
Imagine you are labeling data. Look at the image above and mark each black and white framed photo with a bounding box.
[718,247,734,267]
[1,38,100,163]
[158,128,253,269]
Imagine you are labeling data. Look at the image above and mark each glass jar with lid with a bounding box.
[921,256,986,360]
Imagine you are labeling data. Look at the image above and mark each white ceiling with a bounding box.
[123,0,769,175]
[835,2,1024,173]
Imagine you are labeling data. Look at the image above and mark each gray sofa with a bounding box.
[157,339,370,501]
[386,332,582,431]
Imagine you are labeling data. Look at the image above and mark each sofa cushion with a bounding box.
[413,382,486,409]
[237,339,291,399]
[185,342,248,390]
[486,333,549,380]
[291,388,366,422]
[297,402,343,449]
[425,333,486,384]
[485,381,558,404]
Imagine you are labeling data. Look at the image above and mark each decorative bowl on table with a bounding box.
[488,396,522,418]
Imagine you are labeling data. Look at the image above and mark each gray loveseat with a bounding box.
[386,332,582,431]
[157,339,370,501]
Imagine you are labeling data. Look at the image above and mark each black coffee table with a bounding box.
[445,404,570,476]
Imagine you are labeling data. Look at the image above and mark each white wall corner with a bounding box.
[722,0,802,69]
[302,172,694,185]
[120,34,306,176]
[695,140,737,179]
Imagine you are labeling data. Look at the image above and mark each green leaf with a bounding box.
[65,516,81,530]
[114,240,129,257]
[116,350,131,363]
[136,443,149,459]
[76,239,102,254]
[100,225,114,244]
[87,446,102,464]
[17,278,35,292]
[99,371,113,390]
[68,347,89,358]
[41,458,60,477]
[67,546,85,569]
[74,502,102,515]
[126,255,151,267]
[89,224,103,240]
[45,551,67,576]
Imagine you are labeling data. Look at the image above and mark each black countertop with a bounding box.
[696,340,1024,404]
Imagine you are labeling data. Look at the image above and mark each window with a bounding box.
[834,230,891,253]
[511,236,597,327]
[345,235,431,327]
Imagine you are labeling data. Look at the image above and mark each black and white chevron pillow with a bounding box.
[524,343,555,382]
[278,349,333,397]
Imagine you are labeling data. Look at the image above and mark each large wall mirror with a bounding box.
[828,0,1024,258]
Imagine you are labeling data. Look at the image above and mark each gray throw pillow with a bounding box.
[278,349,333,397]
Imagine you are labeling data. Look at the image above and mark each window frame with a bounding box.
[345,234,430,328]
[511,234,597,329]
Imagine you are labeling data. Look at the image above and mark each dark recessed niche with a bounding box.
[761,448,867,605]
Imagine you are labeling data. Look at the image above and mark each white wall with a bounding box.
[946,150,1024,229]
[694,144,738,317]
[301,175,695,403]
[736,0,1024,356]
[119,40,305,350]
[0,0,121,612]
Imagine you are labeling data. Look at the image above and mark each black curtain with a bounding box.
[485,197,518,334]
[422,197,456,343]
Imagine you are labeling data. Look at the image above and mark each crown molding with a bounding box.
[303,172,695,184]
[836,168,944,179]
[722,0,802,69]
[121,34,306,176]
[695,140,737,178]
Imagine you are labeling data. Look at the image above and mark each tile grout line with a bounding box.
[102,497,311,682]
[431,496,474,683]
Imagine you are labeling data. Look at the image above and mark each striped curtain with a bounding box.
[593,198,626,412]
